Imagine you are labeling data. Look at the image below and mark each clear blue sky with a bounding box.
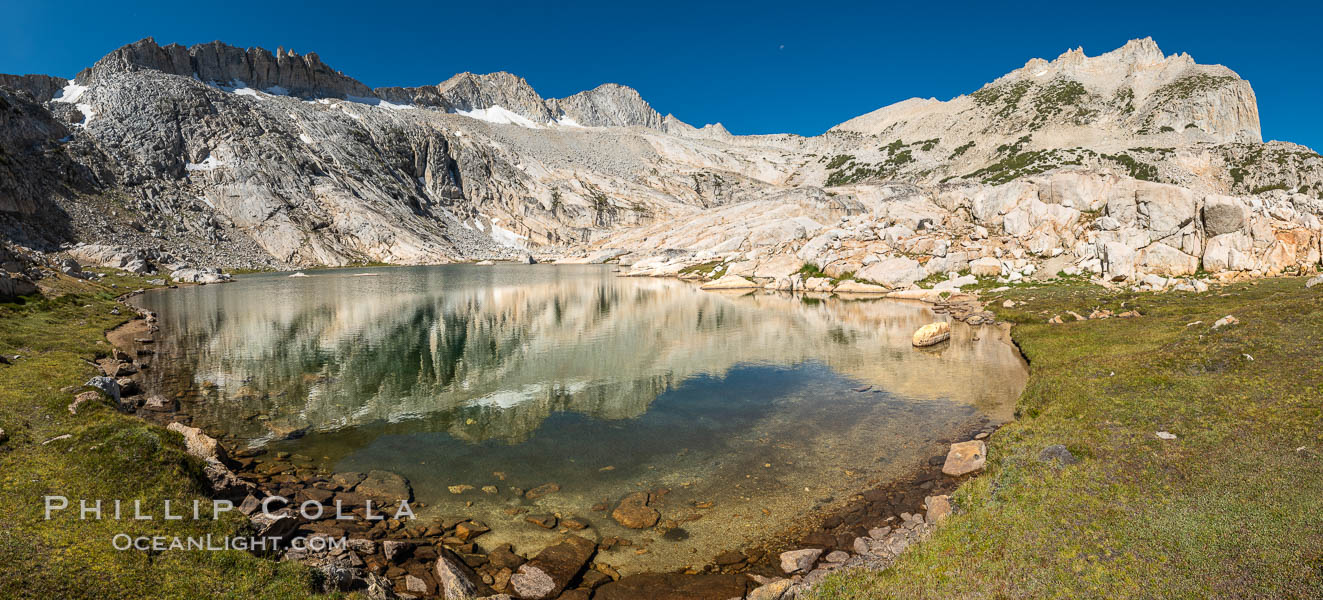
[3,0,1319,149]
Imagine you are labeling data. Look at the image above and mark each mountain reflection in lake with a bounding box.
[134,264,1026,572]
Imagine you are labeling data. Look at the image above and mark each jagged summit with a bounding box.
[547,83,664,129]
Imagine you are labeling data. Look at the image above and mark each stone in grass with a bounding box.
[84,376,121,402]
[779,548,823,574]
[1038,444,1078,466]
[942,440,987,476]
[1211,315,1239,329]
[68,391,101,415]
[924,495,953,524]
[1156,431,1178,440]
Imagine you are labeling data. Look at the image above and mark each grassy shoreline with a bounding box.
[808,277,1323,598]
[0,275,323,599]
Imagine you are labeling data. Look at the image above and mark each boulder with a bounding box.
[509,535,596,599]
[1138,243,1199,277]
[857,256,924,288]
[832,279,887,293]
[1135,182,1196,241]
[969,256,1002,277]
[1202,232,1254,272]
[84,376,121,402]
[942,440,987,476]
[165,424,251,500]
[911,322,951,347]
[779,548,823,574]
[699,274,758,290]
[924,495,952,524]
[1202,195,1249,236]
[434,547,483,600]
[1100,241,1136,281]
[382,540,413,562]
[747,578,794,600]
[166,422,229,464]
[249,508,299,543]
[0,272,38,299]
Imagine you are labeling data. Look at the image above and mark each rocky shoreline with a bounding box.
[88,280,1013,600]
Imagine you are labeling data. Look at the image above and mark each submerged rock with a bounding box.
[355,470,412,505]
[611,491,660,529]
[594,573,750,600]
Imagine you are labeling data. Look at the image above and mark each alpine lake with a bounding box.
[130,264,1027,574]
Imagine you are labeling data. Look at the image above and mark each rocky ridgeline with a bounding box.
[377,74,667,129]
[0,37,1320,281]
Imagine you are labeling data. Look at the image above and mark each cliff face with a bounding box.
[0,87,103,218]
[77,37,375,99]
[0,37,1317,283]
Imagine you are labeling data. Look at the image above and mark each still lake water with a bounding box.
[134,264,1026,572]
